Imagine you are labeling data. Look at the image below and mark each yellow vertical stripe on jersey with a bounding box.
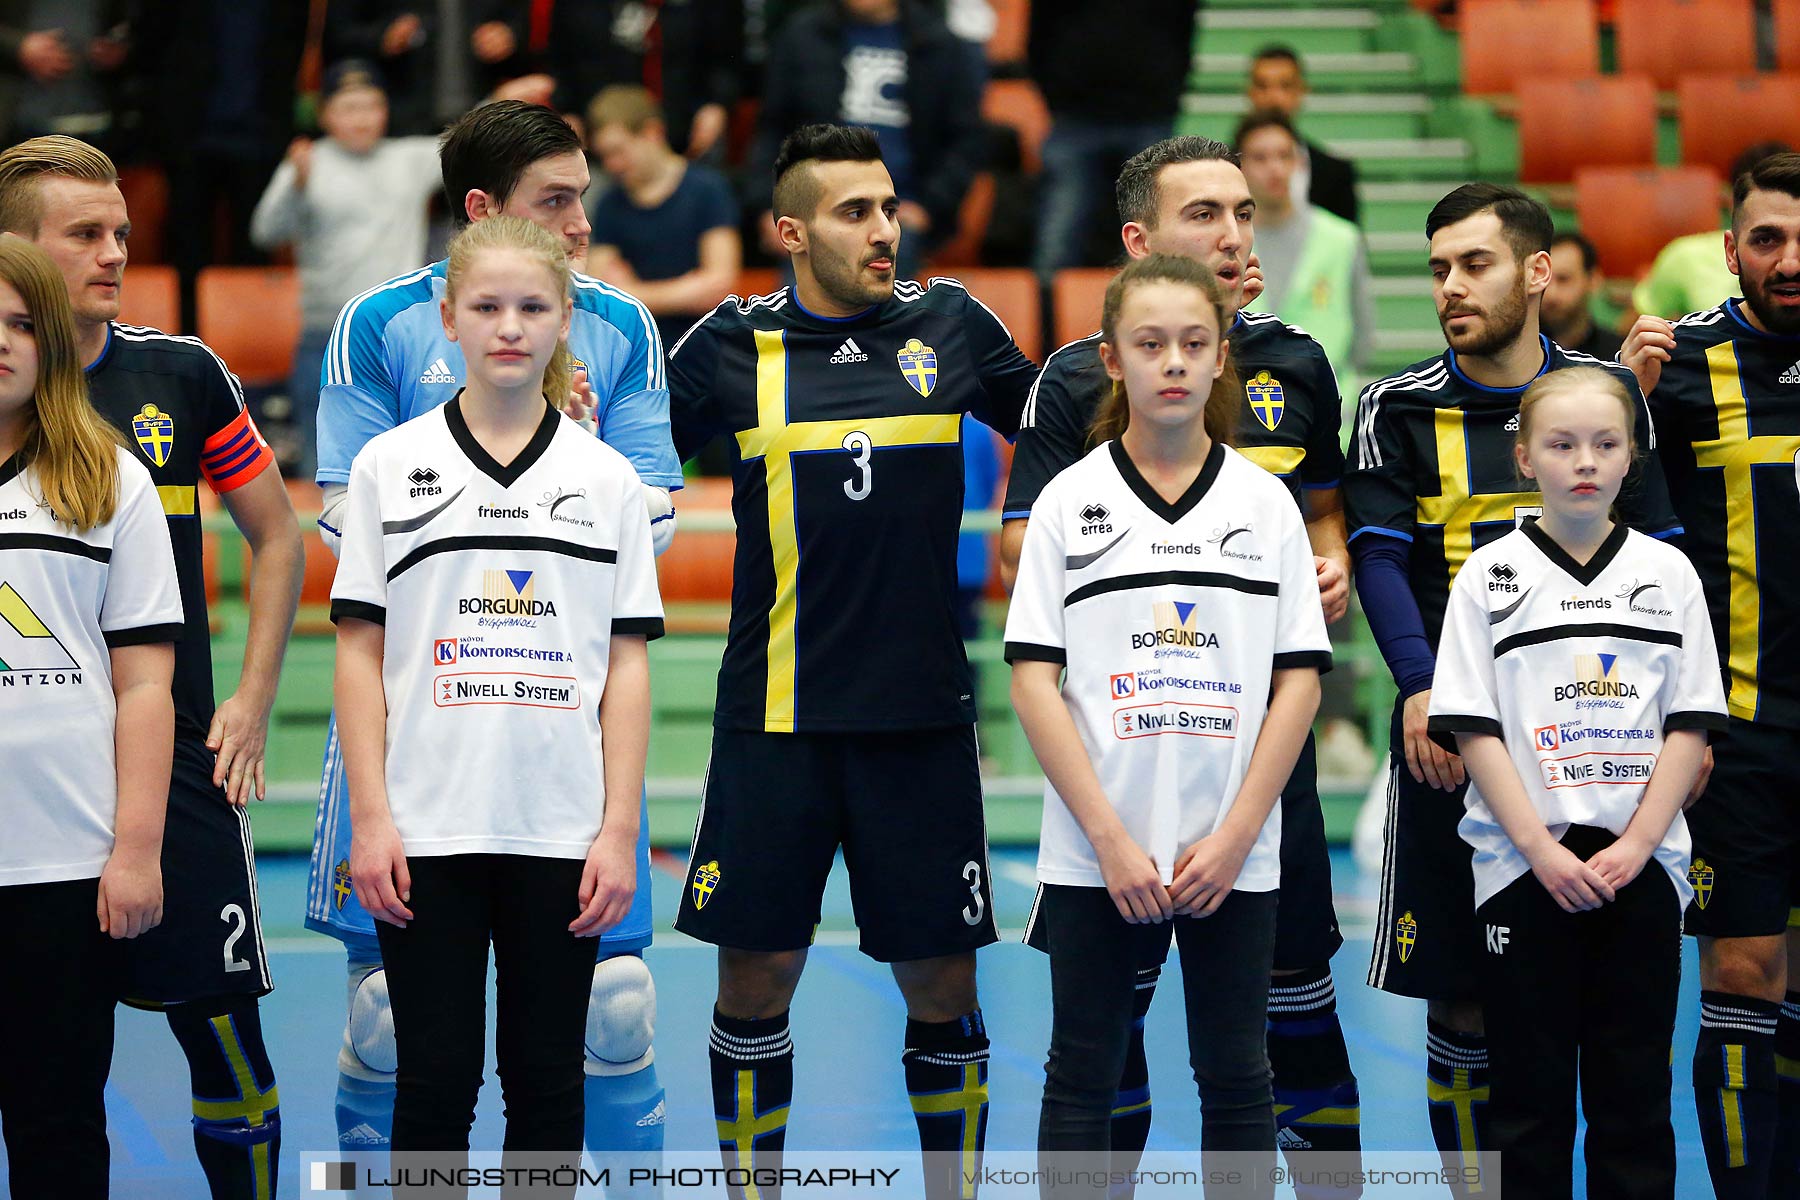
[156,484,197,515]
[1417,408,1540,587]
[739,331,961,730]
[1236,445,1307,478]
[1695,342,1800,722]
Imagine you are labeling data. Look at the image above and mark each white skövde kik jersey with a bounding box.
[1004,441,1333,891]
[1428,520,1727,908]
[0,448,182,885]
[330,397,664,859]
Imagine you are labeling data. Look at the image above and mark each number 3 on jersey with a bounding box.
[843,430,873,500]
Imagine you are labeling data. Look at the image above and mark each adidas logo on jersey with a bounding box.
[1276,1127,1312,1150]
[419,357,457,384]
[830,337,869,364]
[1781,360,1800,384]
[1505,414,1520,432]
[636,1099,667,1128]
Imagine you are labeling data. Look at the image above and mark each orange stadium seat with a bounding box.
[932,267,1042,362]
[196,266,301,387]
[1052,267,1112,350]
[656,476,734,629]
[1574,165,1722,276]
[987,0,1029,65]
[928,172,997,270]
[1778,0,1800,70]
[1617,0,1755,90]
[1460,0,1598,94]
[1678,74,1800,178]
[117,264,180,332]
[1517,76,1656,183]
[734,267,782,299]
[982,79,1052,175]
[117,165,168,265]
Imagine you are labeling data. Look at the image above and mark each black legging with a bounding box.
[1037,883,1279,1200]
[0,877,121,1200]
[376,854,597,1196]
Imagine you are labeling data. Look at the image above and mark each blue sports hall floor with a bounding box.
[3,847,1720,1197]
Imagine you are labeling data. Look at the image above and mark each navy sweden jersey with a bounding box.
[669,277,1038,732]
[1002,309,1346,518]
[1647,299,1800,728]
[1344,336,1682,649]
[86,323,277,742]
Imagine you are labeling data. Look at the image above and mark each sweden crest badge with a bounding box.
[897,338,938,397]
[132,403,175,467]
[1247,371,1284,431]
[692,859,722,910]
[1396,910,1418,963]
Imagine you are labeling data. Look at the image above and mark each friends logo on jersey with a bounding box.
[538,487,595,528]
[1558,592,1613,613]
[896,338,938,397]
[1207,522,1263,562]
[1132,599,1222,658]
[1246,371,1285,431]
[1108,667,1242,701]
[460,569,557,629]
[478,504,530,520]
[0,507,28,520]
[1555,652,1639,708]
[130,403,175,468]
[1616,579,1673,617]
[432,635,572,667]
[1112,700,1238,740]
[408,466,444,498]
[433,670,580,709]
[0,582,82,687]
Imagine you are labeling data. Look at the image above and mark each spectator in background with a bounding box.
[586,85,741,352]
[249,60,441,482]
[131,0,309,325]
[1029,0,1196,278]
[544,0,742,161]
[1,2,131,148]
[755,0,986,275]
[1541,231,1622,360]
[1236,109,1372,381]
[1246,44,1359,225]
[324,2,530,136]
[1628,143,1791,324]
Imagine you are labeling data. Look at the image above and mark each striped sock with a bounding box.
[1425,1018,1489,1199]
[1269,966,1361,1199]
[903,1010,989,1200]
[710,1009,793,1200]
[1694,991,1779,1200]
[1105,965,1161,1200]
[1771,992,1800,1198]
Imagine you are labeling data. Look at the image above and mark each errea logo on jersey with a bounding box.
[830,337,869,364]
[1080,503,1113,535]
[419,357,457,384]
[408,467,443,498]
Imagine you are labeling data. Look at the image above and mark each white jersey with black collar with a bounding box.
[330,395,664,859]
[1428,520,1728,907]
[1004,440,1333,890]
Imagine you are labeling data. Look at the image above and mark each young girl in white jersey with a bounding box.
[1006,254,1329,1197]
[0,238,181,1198]
[1428,366,1726,1199]
[332,216,662,1186]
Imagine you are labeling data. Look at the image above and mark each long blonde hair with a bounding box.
[1089,254,1241,449]
[0,238,122,529]
[443,216,575,410]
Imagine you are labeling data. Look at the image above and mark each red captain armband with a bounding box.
[199,409,276,492]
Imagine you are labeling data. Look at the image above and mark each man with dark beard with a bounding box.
[1621,150,1800,1200]
[1342,182,1682,1195]
[668,123,1039,1200]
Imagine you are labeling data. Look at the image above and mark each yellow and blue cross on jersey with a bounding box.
[666,278,1039,733]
